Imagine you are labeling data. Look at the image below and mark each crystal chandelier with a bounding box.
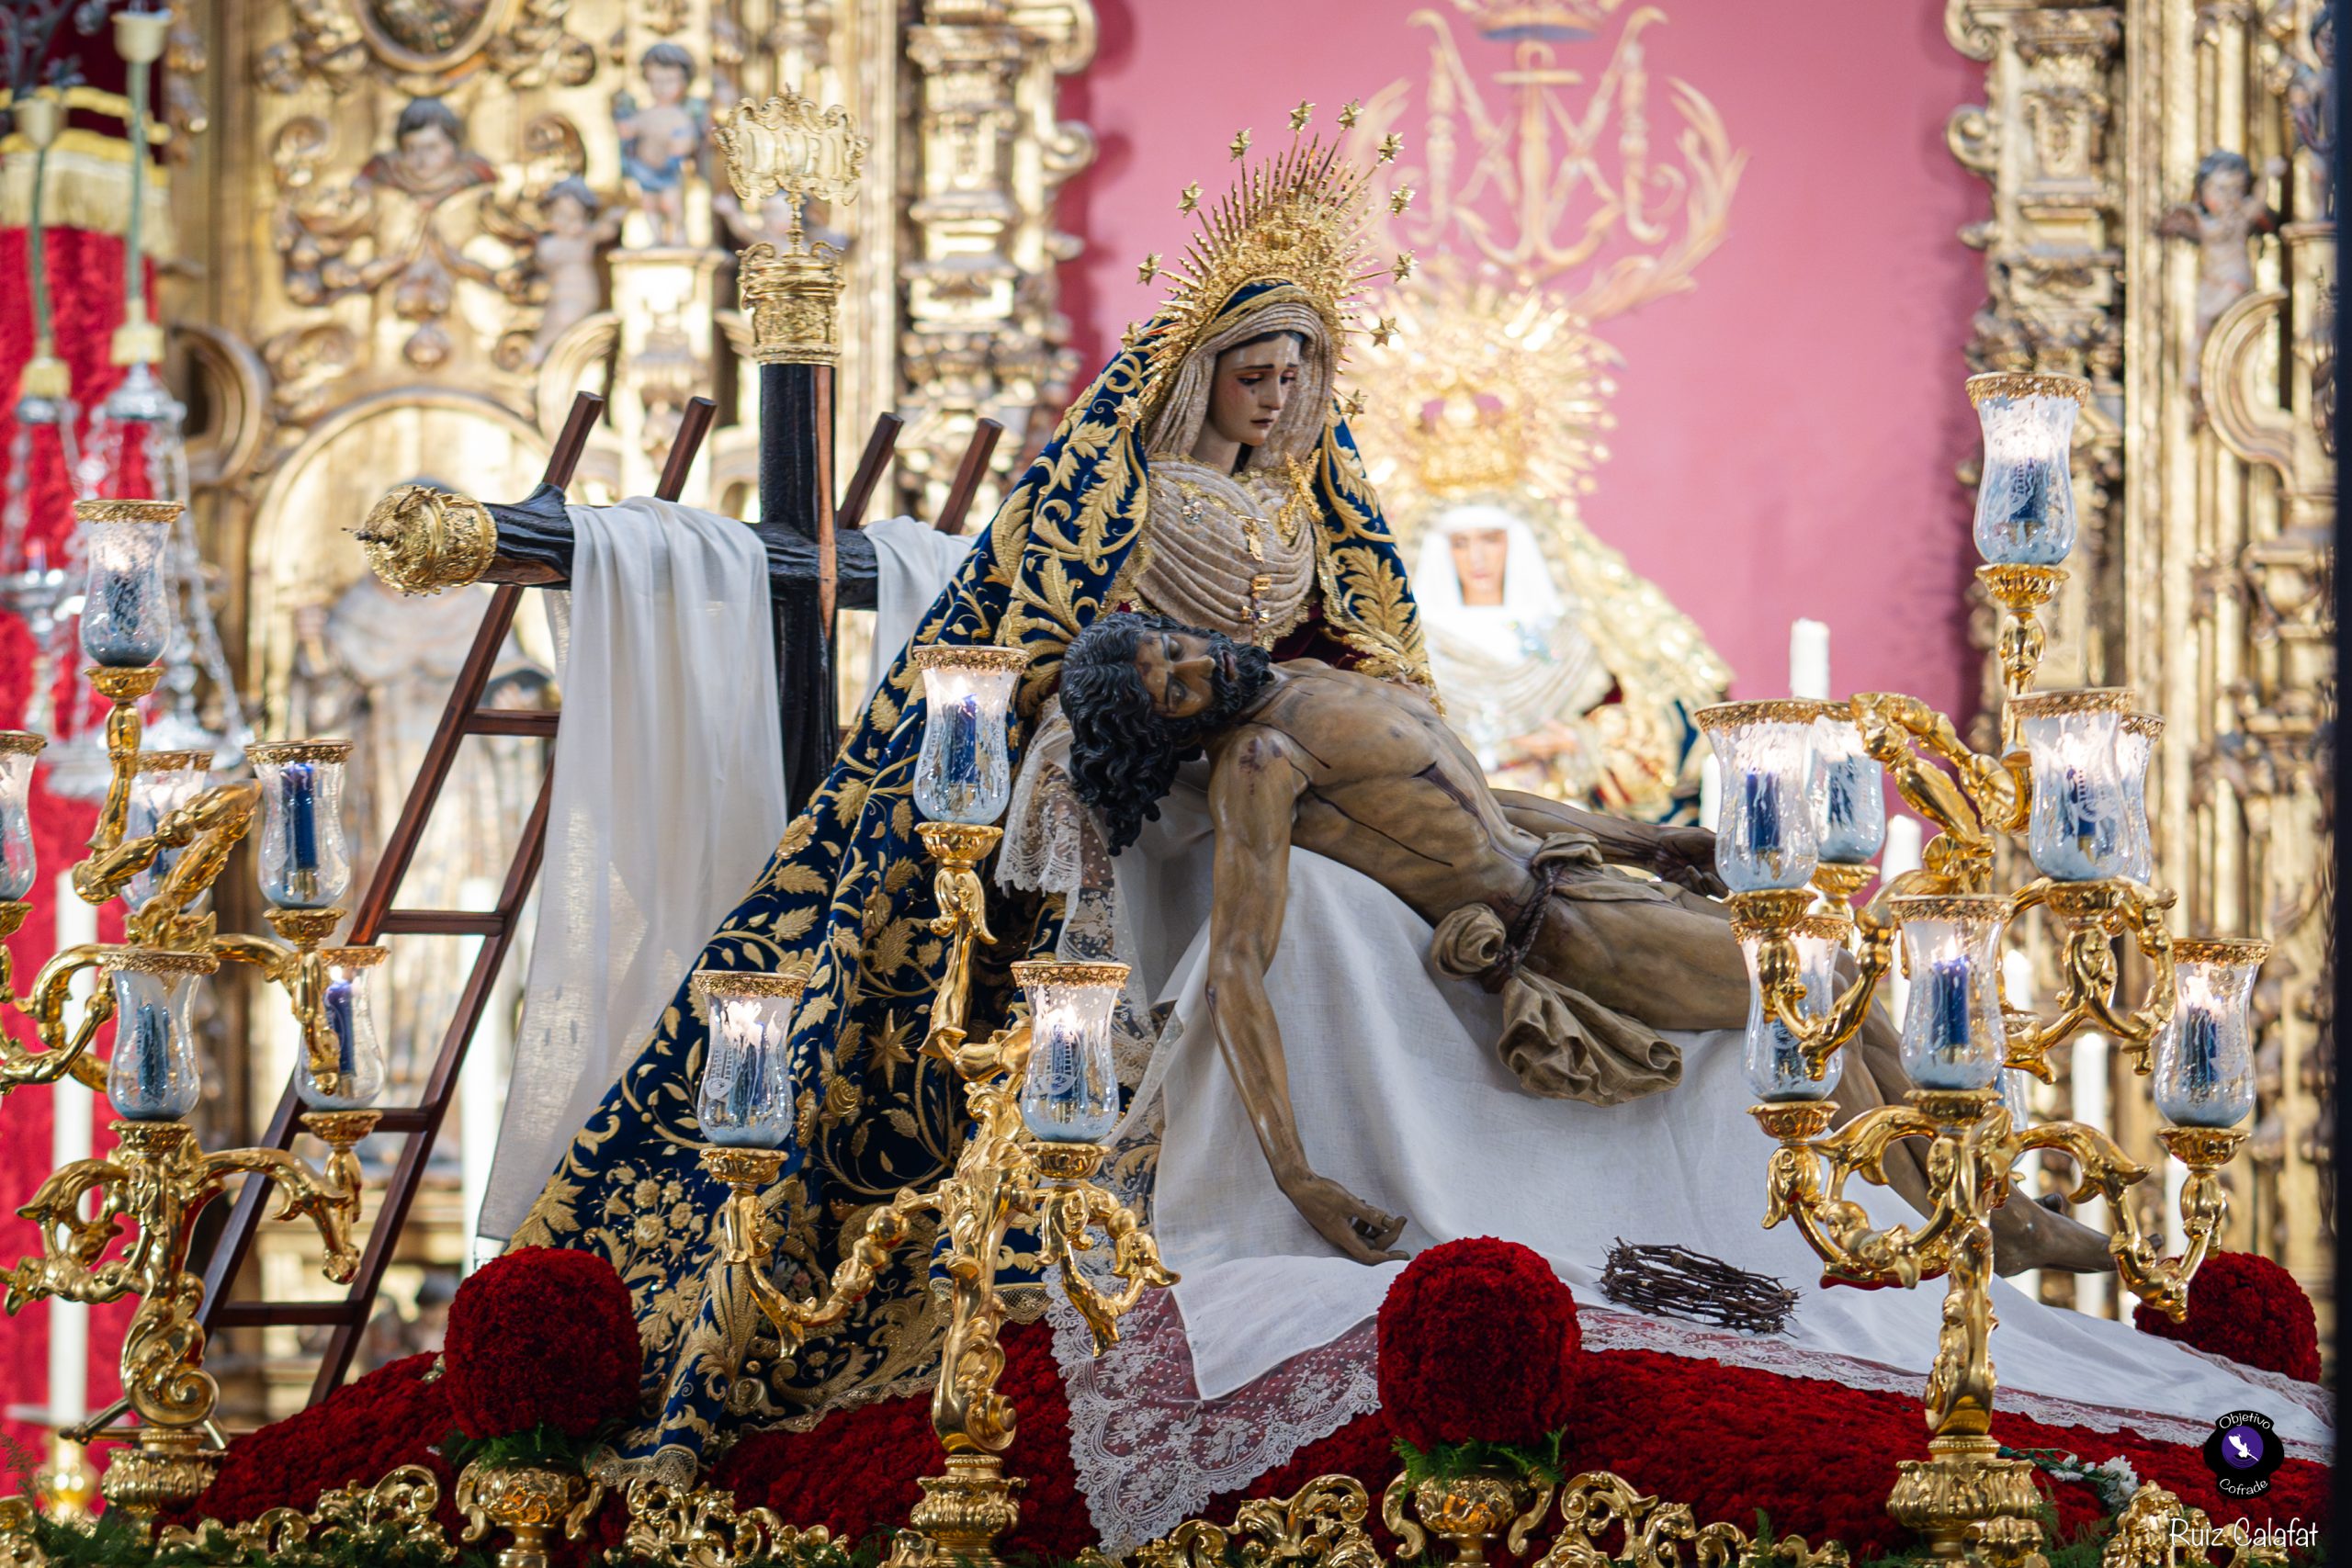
[3,9,254,799]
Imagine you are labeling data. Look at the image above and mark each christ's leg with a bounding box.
[1529,895,2112,1275]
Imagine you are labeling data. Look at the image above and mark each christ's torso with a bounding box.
[1209,664,1540,920]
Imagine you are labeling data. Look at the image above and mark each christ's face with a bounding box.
[1207,336,1304,451]
[1448,527,1510,607]
[1134,626,1237,721]
[400,125,458,186]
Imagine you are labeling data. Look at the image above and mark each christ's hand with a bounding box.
[1645,823,1724,897]
[1281,1171,1408,1265]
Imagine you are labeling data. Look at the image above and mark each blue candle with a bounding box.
[324,976,356,1074]
[283,761,320,881]
[121,997,173,1119]
[1818,756,1883,862]
[1741,769,1781,857]
[1928,956,1973,1053]
[2184,1007,2221,1093]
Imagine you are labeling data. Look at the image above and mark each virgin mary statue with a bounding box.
[507,130,1430,1480]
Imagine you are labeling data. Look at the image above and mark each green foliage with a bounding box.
[1389,1430,1566,1489]
[439,1420,611,1477]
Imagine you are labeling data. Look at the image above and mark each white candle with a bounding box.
[1699,753,1724,836]
[2072,1032,2114,1317]
[1881,815,1923,885]
[1789,619,1832,701]
[457,874,506,1270]
[1879,816,1923,1023]
[50,872,96,1427]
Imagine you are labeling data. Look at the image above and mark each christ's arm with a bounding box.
[1492,787,1724,897]
[1204,728,1408,1265]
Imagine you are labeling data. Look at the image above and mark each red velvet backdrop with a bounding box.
[0,225,136,1461]
[1057,0,1986,722]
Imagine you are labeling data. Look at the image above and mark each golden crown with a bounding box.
[1349,257,1620,513]
[1408,377,1530,496]
[1136,102,1415,398]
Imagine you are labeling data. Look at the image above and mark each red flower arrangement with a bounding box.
[443,1247,644,1441]
[2132,1250,2322,1383]
[164,1353,463,1535]
[704,1319,2326,1561]
[1374,1238,1580,1452]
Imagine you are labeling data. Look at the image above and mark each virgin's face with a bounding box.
[1206,336,1306,451]
[1448,528,1510,607]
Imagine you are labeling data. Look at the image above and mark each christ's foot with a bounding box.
[1992,1194,2116,1275]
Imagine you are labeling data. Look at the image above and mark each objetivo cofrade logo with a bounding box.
[2201,1410,2284,1498]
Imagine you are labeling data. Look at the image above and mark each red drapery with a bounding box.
[0,222,144,1460]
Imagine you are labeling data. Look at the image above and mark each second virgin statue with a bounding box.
[509,130,1438,1475]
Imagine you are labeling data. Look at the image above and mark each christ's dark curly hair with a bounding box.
[1060,612,1270,852]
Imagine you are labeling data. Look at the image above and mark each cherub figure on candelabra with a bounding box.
[614,42,707,248]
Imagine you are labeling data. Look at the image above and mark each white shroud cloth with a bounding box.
[863,514,976,705]
[1039,783,2332,1549]
[477,499,789,1243]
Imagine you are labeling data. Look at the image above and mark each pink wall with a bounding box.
[1057,0,1989,724]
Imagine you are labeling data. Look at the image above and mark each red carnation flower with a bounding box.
[443,1247,644,1439]
[2132,1250,2321,1383]
[1375,1237,1580,1450]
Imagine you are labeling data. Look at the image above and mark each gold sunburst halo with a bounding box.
[1180,181,1202,214]
[1290,99,1314,131]
[1229,128,1252,159]
[1143,132,1397,409]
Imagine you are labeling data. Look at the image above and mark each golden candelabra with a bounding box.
[692,645,1174,1568]
[0,501,391,1521]
[1702,373,2267,1565]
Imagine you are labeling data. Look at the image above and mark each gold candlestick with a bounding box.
[5,1108,378,1518]
[697,831,1172,1568]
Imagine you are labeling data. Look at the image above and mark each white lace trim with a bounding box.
[1049,1288,1383,1552]
[1049,1292,2334,1552]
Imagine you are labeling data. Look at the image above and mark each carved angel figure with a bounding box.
[612,42,707,247]
[274,96,500,369]
[526,177,621,365]
[2156,148,2281,385]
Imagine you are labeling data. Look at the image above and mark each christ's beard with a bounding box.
[1190,633,1275,733]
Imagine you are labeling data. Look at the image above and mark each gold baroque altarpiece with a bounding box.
[146,0,1092,1415]
[1946,0,2335,1328]
[165,0,1095,724]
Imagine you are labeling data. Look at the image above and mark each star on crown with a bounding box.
[1140,105,1417,403]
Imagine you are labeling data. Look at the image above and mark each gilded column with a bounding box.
[899,0,1097,523]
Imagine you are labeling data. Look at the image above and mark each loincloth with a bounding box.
[1427,831,1685,1108]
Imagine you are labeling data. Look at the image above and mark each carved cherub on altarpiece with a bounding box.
[612,41,708,248]
[2156,147,2283,389]
[517,175,622,366]
[275,96,507,368]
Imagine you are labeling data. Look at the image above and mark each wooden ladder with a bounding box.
[185,390,970,1413]
[188,391,695,1406]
